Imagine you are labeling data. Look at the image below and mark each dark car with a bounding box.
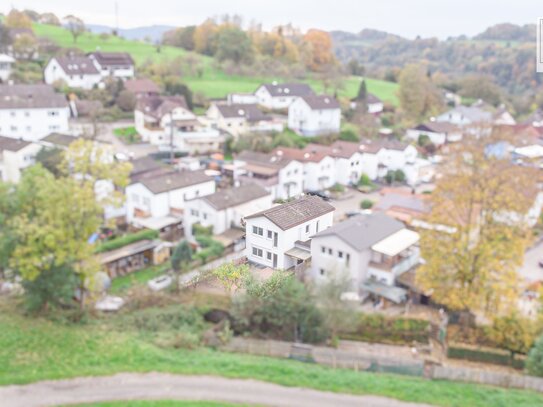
[306,190,331,201]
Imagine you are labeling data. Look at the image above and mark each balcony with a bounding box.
[369,247,420,277]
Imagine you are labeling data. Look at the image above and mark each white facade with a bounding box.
[377,145,418,173]
[368,101,384,114]
[0,143,41,183]
[245,210,334,270]
[44,58,102,89]
[360,151,379,181]
[0,54,15,82]
[288,98,341,137]
[184,193,273,239]
[227,93,258,105]
[302,156,336,191]
[255,86,300,110]
[125,180,216,223]
[0,106,70,141]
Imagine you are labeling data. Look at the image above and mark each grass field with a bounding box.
[32,23,398,104]
[1,306,542,407]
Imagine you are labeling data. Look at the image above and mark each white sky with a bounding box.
[4,0,542,38]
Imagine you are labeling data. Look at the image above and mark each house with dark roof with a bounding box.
[124,78,160,98]
[0,135,41,183]
[0,84,70,140]
[288,95,341,137]
[184,183,272,240]
[44,55,102,89]
[233,150,304,200]
[310,212,421,304]
[88,52,135,79]
[206,103,283,137]
[350,93,384,115]
[244,195,335,270]
[255,82,315,110]
[125,169,215,223]
[406,121,463,145]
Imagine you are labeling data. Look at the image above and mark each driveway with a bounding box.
[96,121,159,159]
[0,373,435,407]
[330,188,381,221]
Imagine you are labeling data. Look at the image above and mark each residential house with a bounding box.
[0,135,41,183]
[0,84,70,140]
[351,93,384,114]
[255,82,314,110]
[0,54,15,82]
[234,150,303,200]
[39,132,79,149]
[310,212,421,304]
[135,95,223,153]
[129,156,168,182]
[245,195,335,270]
[288,95,341,137]
[375,140,418,175]
[124,78,160,99]
[272,146,336,191]
[88,52,135,80]
[227,92,258,105]
[406,122,463,145]
[184,183,272,241]
[493,105,516,126]
[7,28,38,60]
[374,188,431,226]
[125,169,215,223]
[44,55,102,89]
[206,103,283,138]
[435,105,492,128]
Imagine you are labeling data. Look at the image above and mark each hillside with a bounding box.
[33,23,399,104]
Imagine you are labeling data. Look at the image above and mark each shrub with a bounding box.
[360,199,374,209]
[527,335,543,376]
[358,173,372,187]
[95,229,159,253]
[329,183,345,193]
[192,223,213,236]
[194,235,224,264]
[448,344,525,370]
[339,128,359,142]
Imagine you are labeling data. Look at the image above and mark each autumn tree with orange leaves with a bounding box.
[302,29,336,72]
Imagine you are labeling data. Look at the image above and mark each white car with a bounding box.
[148,275,173,291]
[95,296,125,312]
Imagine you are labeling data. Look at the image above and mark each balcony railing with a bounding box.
[369,248,420,276]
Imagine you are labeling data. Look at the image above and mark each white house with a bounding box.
[184,183,272,240]
[88,52,135,80]
[255,82,314,110]
[288,95,341,137]
[435,105,492,127]
[493,105,516,126]
[0,84,70,140]
[272,147,336,191]
[125,170,215,223]
[0,54,15,82]
[0,136,41,183]
[310,212,420,304]
[351,93,383,114]
[406,122,463,145]
[244,195,335,270]
[135,95,223,154]
[44,55,102,89]
[234,150,304,200]
[227,92,258,105]
[375,141,418,176]
[206,103,283,138]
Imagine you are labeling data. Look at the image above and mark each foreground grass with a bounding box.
[0,310,541,407]
[33,23,398,104]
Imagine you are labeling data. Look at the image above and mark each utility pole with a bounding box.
[115,2,119,36]
[169,111,175,165]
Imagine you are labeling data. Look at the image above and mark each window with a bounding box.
[252,246,263,257]
[305,225,310,233]
[10,112,15,117]
[338,251,343,259]
[24,111,30,117]
[316,221,320,232]
[202,213,208,220]
[252,226,263,236]
[195,190,200,197]
[267,230,273,239]
[26,126,31,132]
[346,253,350,266]
[266,252,272,260]
[321,246,326,254]
[10,126,17,132]
[143,197,150,207]
[190,209,199,217]
[328,248,332,255]
[132,194,139,203]
[319,268,325,276]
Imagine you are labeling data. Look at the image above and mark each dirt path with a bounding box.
[0,372,435,407]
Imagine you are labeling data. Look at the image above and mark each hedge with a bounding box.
[448,343,526,370]
[340,313,430,345]
[95,229,160,253]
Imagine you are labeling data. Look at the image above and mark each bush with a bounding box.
[358,173,372,187]
[360,199,374,209]
[340,313,430,345]
[194,235,224,265]
[192,223,213,236]
[448,344,525,370]
[527,335,543,376]
[95,229,159,253]
[329,183,345,193]
[339,128,359,142]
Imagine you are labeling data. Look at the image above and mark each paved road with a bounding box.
[0,373,435,407]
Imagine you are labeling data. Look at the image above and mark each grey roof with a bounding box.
[130,156,165,177]
[236,150,293,169]
[414,122,459,133]
[88,52,135,67]
[245,195,335,230]
[51,55,100,75]
[138,170,213,194]
[440,106,492,123]
[367,93,382,104]
[136,95,188,119]
[313,212,405,252]
[259,82,314,97]
[41,133,78,147]
[0,135,32,152]
[375,193,430,214]
[214,104,269,122]
[0,84,68,109]
[124,78,160,94]
[201,184,270,210]
[300,95,340,110]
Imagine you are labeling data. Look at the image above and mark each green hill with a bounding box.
[34,23,398,104]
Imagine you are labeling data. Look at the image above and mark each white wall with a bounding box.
[302,156,336,191]
[377,145,418,172]
[277,160,304,199]
[245,210,334,270]
[44,58,102,89]
[0,106,70,141]
[406,129,446,146]
[255,86,299,110]
[288,98,341,137]
[0,143,41,183]
[0,61,13,82]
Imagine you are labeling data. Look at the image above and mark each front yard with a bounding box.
[113,127,142,144]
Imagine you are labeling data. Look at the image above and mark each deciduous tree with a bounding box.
[302,29,335,72]
[63,15,85,43]
[398,64,442,124]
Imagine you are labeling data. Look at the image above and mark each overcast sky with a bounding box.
[4,0,541,38]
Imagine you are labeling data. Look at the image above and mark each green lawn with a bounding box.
[33,23,398,104]
[1,308,542,407]
[110,263,170,294]
[113,127,142,144]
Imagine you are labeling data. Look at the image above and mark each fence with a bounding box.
[221,337,543,393]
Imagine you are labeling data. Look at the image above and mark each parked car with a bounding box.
[148,274,173,291]
[306,190,331,201]
[95,296,125,312]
